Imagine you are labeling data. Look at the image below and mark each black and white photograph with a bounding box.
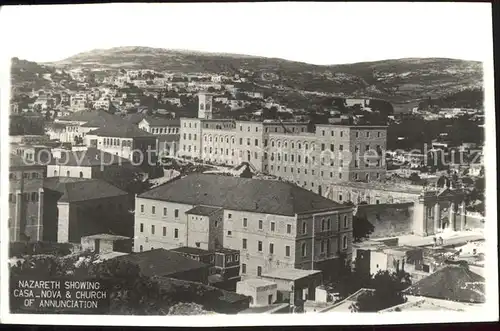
[0,2,497,326]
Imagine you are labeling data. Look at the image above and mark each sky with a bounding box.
[0,2,494,65]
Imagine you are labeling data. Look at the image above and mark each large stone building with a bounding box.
[178,93,387,195]
[329,181,470,237]
[134,173,353,280]
[43,177,133,243]
[8,154,46,242]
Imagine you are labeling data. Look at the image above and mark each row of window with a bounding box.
[242,238,292,257]
[240,236,349,261]
[183,122,198,128]
[319,130,383,138]
[103,138,132,147]
[8,192,39,203]
[9,172,42,180]
[183,133,198,141]
[52,170,85,178]
[140,205,180,218]
[150,127,179,134]
[139,223,179,238]
[228,214,293,234]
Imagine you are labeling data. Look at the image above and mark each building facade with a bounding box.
[133,174,353,280]
[8,154,46,242]
[178,94,387,195]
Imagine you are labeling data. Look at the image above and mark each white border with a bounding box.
[0,3,498,326]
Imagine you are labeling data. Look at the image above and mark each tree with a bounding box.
[352,214,374,242]
[408,172,421,185]
[349,270,411,312]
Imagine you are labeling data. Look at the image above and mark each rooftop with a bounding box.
[48,147,132,167]
[87,122,155,138]
[43,177,129,203]
[380,297,484,312]
[142,117,180,127]
[261,268,322,281]
[82,234,130,241]
[238,303,289,314]
[170,246,213,256]
[238,278,277,288]
[186,205,222,216]
[57,110,121,125]
[334,181,424,195]
[138,173,346,217]
[115,248,208,277]
[403,265,485,303]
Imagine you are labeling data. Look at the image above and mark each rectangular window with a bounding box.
[140,205,144,213]
[227,230,232,236]
[259,220,263,230]
[271,222,275,232]
[175,209,179,218]
[285,246,290,257]
[163,207,167,216]
[287,224,292,234]
[163,227,166,236]
[242,263,247,274]
[258,241,263,252]
[255,139,259,146]
[269,243,274,254]
[174,228,179,238]
[242,238,247,249]
[152,206,155,214]
[140,223,144,233]
[151,225,155,235]
[257,266,262,276]
[243,218,247,227]
[344,215,348,228]
[228,213,232,219]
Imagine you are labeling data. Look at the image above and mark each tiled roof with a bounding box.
[57,110,119,123]
[186,205,222,216]
[43,177,129,203]
[403,265,485,303]
[123,113,146,125]
[170,246,212,256]
[138,173,346,216]
[115,248,208,277]
[143,117,180,127]
[48,147,131,167]
[87,122,156,138]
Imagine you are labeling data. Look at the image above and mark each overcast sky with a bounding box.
[0,2,493,65]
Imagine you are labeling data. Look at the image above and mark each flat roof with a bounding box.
[261,268,322,281]
[170,246,212,255]
[238,278,277,288]
[334,181,423,195]
[83,234,130,241]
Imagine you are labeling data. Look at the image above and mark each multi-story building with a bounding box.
[134,173,353,280]
[85,123,158,167]
[70,93,88,110]
[8,154,46,242]
[46,147,134,179]
[43,177,133,243]
[170,246,241,290]
[178,93,387,195]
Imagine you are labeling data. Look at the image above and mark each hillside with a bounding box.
[14,46,484,104]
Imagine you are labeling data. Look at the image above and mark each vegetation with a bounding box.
[349,270,411,312]
[9,115,46,135]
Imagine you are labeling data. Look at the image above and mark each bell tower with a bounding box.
[198,92,213,119]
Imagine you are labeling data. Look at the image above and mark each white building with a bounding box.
[236,278,278,307]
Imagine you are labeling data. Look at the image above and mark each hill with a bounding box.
[14,46,484,104]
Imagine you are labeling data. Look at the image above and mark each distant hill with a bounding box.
[13,46,484,104]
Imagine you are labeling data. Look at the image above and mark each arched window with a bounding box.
[31,192,38,202]
[321,219,326,231]
[342,235,348,249]
[139,245,143,252]
[302,222,307,234]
